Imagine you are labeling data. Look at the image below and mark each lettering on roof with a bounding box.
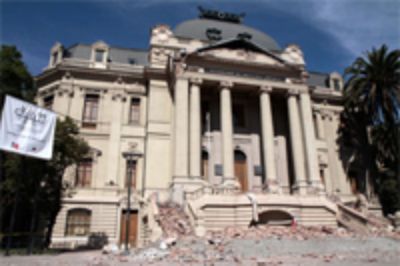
[198,6,245,24]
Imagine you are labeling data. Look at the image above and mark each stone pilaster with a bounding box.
[173,78,189,178]
[315,110,325,140]
[259,86,279,193]
[107,93,125,186]
[287,89,307,195]
[189,78,202,178]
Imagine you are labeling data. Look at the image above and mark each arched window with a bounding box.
[65,209,91,236]
[201,150,209,179]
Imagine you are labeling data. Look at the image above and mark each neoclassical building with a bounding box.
[36,9,353,248]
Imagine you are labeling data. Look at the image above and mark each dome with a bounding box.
[174,18,280,51]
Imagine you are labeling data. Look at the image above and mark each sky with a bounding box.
[1,0,399,76]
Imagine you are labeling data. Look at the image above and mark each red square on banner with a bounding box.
[12,142,19,150]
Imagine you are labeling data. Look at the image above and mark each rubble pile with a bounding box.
[157,202,193,238]
[208,224,400,241]
[206,224,354,241]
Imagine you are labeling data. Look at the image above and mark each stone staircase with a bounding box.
[184,188,339,232]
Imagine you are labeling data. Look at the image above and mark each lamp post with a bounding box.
[122,150,141,254]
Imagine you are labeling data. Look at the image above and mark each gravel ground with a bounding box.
[1,236,399,266]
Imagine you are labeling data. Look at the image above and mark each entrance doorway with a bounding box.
[234,150,248,191]
[120,210,138,247]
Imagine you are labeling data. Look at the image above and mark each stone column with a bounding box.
[287,90,307,195]
[173,78,189,178]
[189,78,202,178]
[220,81,236,185]
[299,91,323,192]
[315,110,325,140]
[259,86,279,193]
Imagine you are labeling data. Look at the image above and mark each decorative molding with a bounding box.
[111,92,125,101]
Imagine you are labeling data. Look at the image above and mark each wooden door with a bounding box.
[120,210,138,247]
[234,151,248,192]
[202,151,209,180]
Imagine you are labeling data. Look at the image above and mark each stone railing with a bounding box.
[336,203,371,234]
[185,184,240,201]
[60,58,143,73]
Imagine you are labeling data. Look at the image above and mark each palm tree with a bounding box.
[339,45,400,213]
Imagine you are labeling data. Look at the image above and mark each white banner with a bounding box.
[0,95,57,160]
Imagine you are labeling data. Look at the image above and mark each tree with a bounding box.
[339,44,400,215]
[0,45,35,108]
[0,45,89,251]
[0,45,35,251]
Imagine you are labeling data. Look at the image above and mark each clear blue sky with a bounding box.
[1,0,399,76]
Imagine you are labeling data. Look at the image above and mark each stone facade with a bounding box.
[36,11,353,248]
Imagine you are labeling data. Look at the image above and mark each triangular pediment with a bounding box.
[194,38,286,67]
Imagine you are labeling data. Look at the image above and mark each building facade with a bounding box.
[36,9,353,248]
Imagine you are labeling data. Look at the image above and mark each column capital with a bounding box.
[260,85,273,93]
[219,80,233,89]
[299,89,311,95]
[287,88,299,96]
[189,77,203,86]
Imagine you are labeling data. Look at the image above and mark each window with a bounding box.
[95,49,105,63]
[43,95,54,110]
[65,209,91,236]
[82,94,99,128]
[128,98,141,124]
[233,104,245,128]
[125,160,137,188]
[333,79,341,91]
[52,52,58,66]
[76,158,92,187]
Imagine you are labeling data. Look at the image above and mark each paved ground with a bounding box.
[1,236,399,265]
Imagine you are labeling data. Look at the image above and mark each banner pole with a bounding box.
[5,187,18,256]
[27,177,41,255]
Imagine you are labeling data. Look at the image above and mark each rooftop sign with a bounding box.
[198,6,245,24]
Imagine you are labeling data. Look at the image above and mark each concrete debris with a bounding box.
[158,241,168,250]
[102,243,119,254]
[129,247,170,262]
[90,204,400,265]
[157,202,193,238]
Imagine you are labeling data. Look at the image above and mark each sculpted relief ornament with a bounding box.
[281,44,305,66]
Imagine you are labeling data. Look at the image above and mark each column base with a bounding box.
[293,181,308,195]
[308,180,326,195]
[265,179,282,194]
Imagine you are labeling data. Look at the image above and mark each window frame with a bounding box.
[128,97,141,125]
[43,95,54,110]
[75,158,93,188]
[65,209,91,236]
[94,49,105,63]
[125,159,137,188]
[82,94,99,128]
[52,52,58,66]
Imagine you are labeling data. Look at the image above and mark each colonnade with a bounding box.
[173,77,322,194]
